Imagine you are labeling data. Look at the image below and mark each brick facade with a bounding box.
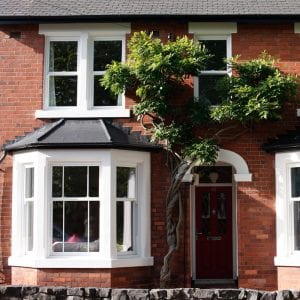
[0,21,300,290]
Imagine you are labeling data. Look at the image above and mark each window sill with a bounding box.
[35,108,131,119]
[274,255,300,267]
[8,255,154,269]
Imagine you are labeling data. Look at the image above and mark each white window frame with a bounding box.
[188,22,236,102]
[36,23,131,119]
[24,165,35,255]
[44,37,80,109]
[193,35,232,101]
[50,163,101,256]
[115,165,138,256]
[90,37,125,109]
[9,149,153,269]
[275,151,300,266]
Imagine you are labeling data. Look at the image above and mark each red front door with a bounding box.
[195,186,233,279]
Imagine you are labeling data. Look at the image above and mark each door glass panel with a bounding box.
[217,192,227,235]
[201,192,211,235]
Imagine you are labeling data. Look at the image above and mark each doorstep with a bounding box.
[192,279,237,289]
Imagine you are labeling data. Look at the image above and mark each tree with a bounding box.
[101,32,297,287]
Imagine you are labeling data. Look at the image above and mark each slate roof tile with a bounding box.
[0,0,299,17]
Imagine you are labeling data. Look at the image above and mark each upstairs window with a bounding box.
[48,40,78,107]
[93,40,122,107]
[188,22,237,106]
[37,24,131,118]
[196,37,231,105]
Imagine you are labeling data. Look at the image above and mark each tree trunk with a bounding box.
[160,159,192,288]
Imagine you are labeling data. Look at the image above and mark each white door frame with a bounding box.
[191,175,237,280]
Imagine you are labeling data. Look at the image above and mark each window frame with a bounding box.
[115,165,138,256]
[287,164,300,254]
[44,37,80,110]
[24,165,35,254]
[193,35,232,103]
[89,37,125,109]
[9,149,152,268]
[49,162,101,256]
[275,152,300,267]
[36,23,131,119]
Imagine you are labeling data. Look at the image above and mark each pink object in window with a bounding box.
[67,234,81,242]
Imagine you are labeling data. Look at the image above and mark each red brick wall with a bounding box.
[11,266,152,288]
[1,21,300,290]
[0,24,45,283]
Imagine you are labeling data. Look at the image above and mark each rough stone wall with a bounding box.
[0,287,299,300]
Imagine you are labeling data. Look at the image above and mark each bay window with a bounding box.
[275,152,300,266]
[9,149,152,268]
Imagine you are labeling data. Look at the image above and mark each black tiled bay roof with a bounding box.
[263,127,300,153]
[3,119,161,152]
[0,0,299,18]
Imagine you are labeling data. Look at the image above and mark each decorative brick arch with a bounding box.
[182,148,252,182]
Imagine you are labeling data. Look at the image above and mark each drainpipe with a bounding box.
[0,150,7,283]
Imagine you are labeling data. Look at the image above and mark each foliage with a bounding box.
[102,34,297,163]
[211,53,297,122]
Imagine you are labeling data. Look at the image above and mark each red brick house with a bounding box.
[1,0,300,291]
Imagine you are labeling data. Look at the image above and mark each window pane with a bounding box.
[89,201,100,252]
[49,76,77,107]
[25,167,34,198]
[49,41,77,72]
[52,167,63,197]
[117,201,134,252]
[291,167,300,198]
[94,41,122,71]
[200,40,227,70]
[52,201,63,252]
[89,166,99,197]
[117,167,136,198]
[294,202,300,250]
[26,201,34,252]
[94,75,119,106]
[198,74,226,105]
[64,201,88,252]
[64,166,87,197]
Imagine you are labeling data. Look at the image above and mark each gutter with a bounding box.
[0,14,300,25]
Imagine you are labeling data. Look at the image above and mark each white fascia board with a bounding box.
[189,22,237,35]
[295,23,300,33]
[39,23,131,36]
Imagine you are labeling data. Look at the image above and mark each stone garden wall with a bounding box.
[0,287,299,300]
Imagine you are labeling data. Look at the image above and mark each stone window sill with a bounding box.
[8,255,154,269]
[35,108,130,119]
[274,255,300,267]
